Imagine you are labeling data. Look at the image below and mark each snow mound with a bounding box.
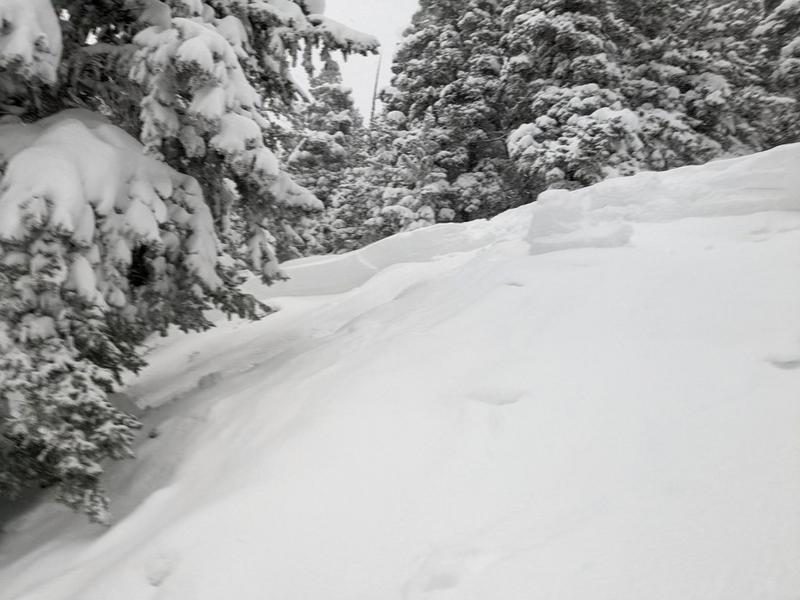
[1,145,800,599]
[265,145,800,297]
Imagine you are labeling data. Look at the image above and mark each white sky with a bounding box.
[321,0,419,119]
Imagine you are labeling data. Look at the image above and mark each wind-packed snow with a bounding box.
[1,146,800,599]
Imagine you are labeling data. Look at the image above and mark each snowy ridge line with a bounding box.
[261,219,503,298]
[267,143,800,300]
[528,143,800,245]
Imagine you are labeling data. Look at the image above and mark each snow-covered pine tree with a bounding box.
[0,0,377,522]
[296,0,793,256]
[690,0,797,149]
[286,56,366,254]
[756,0,800,133]
[620,0,792,162]
[504,0,794,195]
[324,112,405,252]
[289,59,360,206]
[502,0,640,190]
[323,163,379,252]
[363,0,524,236]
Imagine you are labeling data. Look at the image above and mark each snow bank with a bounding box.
[266,144,800,296]
[1,145,800,599]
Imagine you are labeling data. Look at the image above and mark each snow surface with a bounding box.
[1,146,800,599]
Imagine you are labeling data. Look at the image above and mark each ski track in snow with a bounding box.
[1,146,800,599]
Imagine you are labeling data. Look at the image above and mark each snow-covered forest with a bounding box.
[1,1,799,598]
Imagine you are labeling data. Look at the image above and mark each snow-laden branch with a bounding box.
[0,110,222,304]
[0,0,62,84]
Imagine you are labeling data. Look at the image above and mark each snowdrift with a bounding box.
[1,146,800,599]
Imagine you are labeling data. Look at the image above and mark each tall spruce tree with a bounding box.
[366,0,525,236]
[504,0,792,194]
[757,0,800,121]
[288,58,364,208]
[324,112,408,251]
[286,57,366,254]
[330,0,794,249]
[620,0,790,157]
[0,0,376,522]
[502,0,642,189]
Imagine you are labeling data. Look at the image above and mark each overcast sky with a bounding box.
[323,0,419,119]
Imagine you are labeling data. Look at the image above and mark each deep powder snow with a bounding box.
[0,146,799,599]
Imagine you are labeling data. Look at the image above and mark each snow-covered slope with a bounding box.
[2,146,800,599]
